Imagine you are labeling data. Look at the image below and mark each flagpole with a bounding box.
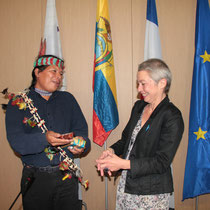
[104,141,108,210]
[196,197,198,210]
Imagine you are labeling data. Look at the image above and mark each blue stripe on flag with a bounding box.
[147,0,158,26]
[93,70,119,132]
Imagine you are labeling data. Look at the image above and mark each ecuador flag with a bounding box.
[93,0,119,146]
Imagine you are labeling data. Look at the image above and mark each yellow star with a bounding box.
[193,127,207,140]
[200,50,210,63]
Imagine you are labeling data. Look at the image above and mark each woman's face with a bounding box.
[34,65,63,92]
[137,70,165,104]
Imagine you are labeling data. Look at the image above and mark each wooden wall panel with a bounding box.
[0,1,42,210]
[0,0,209,209]
[103,1,133,209]
[157,1,196,209]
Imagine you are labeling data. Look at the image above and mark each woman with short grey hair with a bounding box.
[97,58,184,209]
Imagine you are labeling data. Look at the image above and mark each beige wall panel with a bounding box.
[1,0,210,210]
[0,0,42,209]
[59,1,105,209]
[131,0,147,101]
[157,1,197,209]
[104,1,133,209]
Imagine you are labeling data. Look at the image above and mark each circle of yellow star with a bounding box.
[200,50,210,63]
[193,127,207,140]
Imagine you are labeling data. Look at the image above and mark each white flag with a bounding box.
[43,0,66,91]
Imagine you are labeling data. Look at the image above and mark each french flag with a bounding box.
[144,0,162,60]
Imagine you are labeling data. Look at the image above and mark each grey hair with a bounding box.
[138,58,172,94]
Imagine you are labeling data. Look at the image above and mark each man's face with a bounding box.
[34,65,63,92]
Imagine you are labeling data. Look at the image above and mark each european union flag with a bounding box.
[183,0,210,200]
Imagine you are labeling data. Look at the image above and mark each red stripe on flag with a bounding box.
[93,110,112,146]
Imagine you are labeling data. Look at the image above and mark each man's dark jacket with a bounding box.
[111,96,184,195]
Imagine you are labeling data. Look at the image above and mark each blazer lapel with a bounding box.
[133,96,170,144]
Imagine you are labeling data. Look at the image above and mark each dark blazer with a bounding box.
[111,96,184,195]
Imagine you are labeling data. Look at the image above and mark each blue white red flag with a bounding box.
[144,0,162,60]
[93,0,119,146]
[183,0,210,200]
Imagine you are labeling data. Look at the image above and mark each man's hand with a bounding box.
[68,146,84,155]
[46,131,72,146]
[67,136,85,155]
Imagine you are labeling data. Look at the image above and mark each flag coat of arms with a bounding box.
[183,0,210,200]
[93,0,119,146]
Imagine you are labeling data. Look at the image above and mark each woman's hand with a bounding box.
[96,151,130,176]
[98,148,114,160]
[96,148,114,176]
